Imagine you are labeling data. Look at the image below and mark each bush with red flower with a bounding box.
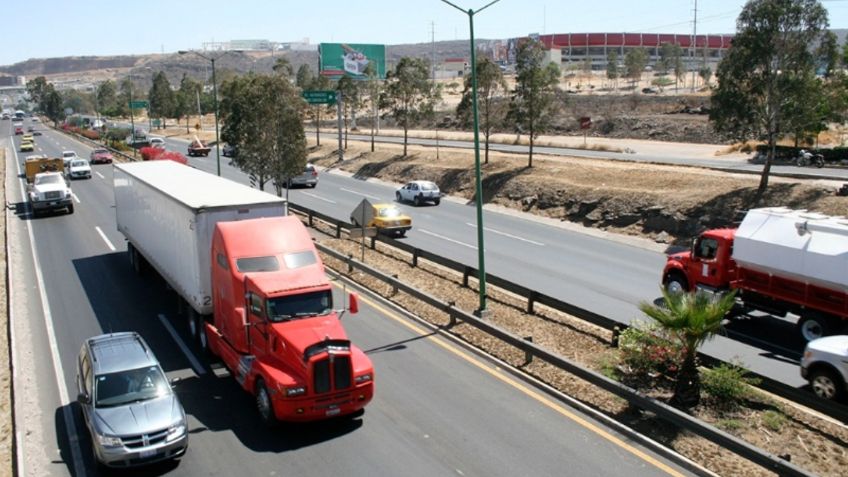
[139,146,188,165]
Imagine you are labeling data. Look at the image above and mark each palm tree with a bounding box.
[638,290,736,408]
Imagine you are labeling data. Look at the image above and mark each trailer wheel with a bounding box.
[255,379,278,427]
[809,368,845,401]
[663,272,689,295]
[798,315,835,342]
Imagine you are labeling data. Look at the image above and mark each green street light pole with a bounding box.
[441,0,500,317]
[179,50,239,176]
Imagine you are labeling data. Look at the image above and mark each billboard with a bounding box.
[319,43,386,79]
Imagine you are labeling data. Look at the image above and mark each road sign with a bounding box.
[350,198,374,227]
[302,90,337,105]
[580,116,592,129]
[129,100,149,109]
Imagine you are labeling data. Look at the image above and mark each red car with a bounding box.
[14,125,23,135]
[89,148,114,164]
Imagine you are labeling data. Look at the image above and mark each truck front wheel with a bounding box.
[255,379,278,427]
[664,272,689,295]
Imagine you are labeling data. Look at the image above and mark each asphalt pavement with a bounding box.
[4,122,697,476]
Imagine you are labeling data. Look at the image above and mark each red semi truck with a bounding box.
[662,207,848,342]
[114,161,374,424]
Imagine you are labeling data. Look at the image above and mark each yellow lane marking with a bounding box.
[349,287,687,477]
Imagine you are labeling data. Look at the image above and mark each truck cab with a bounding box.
[663,228,736,293]
[205,216,374,423]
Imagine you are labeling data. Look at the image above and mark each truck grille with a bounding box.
[44,191,61,200]
[313,355,352,394]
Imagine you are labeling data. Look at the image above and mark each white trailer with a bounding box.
[114,161,286,316]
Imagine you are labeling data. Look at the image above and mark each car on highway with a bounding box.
[90,148,114,164]
[801,335,848,401]
[19,140,34,152]
[396,180,441,206]
[351,203,412,237]
[76,332,188,468]
[68,159,92,180]
[22,133,34,143]
[222,143,237,157]
[1,112,9,120]
[149,137,165,148]
[27,125,34,132]
[287,164,319,188]
[14,124,23,135]
[62,150,78,168]
[32,130,42,136]
[31,116,39,122]
[29,172,73,215]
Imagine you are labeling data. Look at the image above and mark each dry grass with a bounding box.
[1,149,12,477]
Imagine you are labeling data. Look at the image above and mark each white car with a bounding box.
[149,137,165,148]
[801,335,848,401]
[396,180,441,206]
[68,159,92,180]
[62,150,78,168]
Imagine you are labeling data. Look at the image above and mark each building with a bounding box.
[509,32,734,70]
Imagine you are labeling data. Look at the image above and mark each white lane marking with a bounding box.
[95,226,116,251]
[157,314,206,376]
[419,229,478,249]
[11,145,87,476]
[301,192,336,204]
[95,171,105,179]
[340,187,381,200]
[465,222,545,246]
[71,192,81,204]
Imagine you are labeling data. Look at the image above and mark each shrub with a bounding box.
[618,323,683,378]
[761,410,786,432]
[702,362,760,407]
[79,130,100,140]
[140,146,164,161]
[716,419,743,431]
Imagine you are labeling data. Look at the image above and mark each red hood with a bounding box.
[271,314,349,359]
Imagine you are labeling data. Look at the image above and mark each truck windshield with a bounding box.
[267,290,333,322]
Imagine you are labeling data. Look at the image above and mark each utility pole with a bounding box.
[432,20,440,159]
[691,0,698,92]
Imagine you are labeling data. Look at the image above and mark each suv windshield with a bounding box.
[267,290,333,322]
[95,365,170,407]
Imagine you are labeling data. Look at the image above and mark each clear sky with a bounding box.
[4,0,848,66]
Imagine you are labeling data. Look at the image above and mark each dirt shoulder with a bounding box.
[307,138,847,245]
[1,148,12,477]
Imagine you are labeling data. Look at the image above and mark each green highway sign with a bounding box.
[302,90,337,105]
[129,100,149,109]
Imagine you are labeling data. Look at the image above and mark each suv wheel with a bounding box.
[810,368,845,401]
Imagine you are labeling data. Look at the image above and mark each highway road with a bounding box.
[3,122,696,476]
[149,132,813,389]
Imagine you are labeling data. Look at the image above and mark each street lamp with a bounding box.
[441,0,500,317]
[178,49,240,176]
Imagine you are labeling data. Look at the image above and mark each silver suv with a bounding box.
[76,332,188,468]
[800,335,848,401]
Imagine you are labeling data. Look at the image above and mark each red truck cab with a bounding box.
[663,228,737,293]
[204,216,374,423]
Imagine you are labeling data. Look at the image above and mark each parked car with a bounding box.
[68,159,92,180]
[90,148,114,164]
[396,180,441,206]
[76,332,188,468]
[222,143,237,157]
[801,335,848,401]
[287,164,318,188]
[62,150,78,168]
[351,203,412,237]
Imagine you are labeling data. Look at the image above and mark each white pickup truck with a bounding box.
[28,172,74,216]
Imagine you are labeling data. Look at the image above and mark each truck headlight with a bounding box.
[95,433,122,447]
[285,386,306,397]
[355,373,372,384]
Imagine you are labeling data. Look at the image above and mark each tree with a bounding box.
[381,57,438,156]
[26,76,49,106]
[336,75,361,147]
[174,74,201,132]
[606,51,619,90]
[363,63,383,152]
[219,74,307,198]
[659,43,684,90]
[295,64,314,89]
[507,39,561,167]
[624,48,648,87]
[639,290,736,408]
[96,80,119,116]
[710,0,830,201]
[61,89,95,116]
[272,57,293,77]
[42,84,64,125]
[698,66,712,87]
[457,57,508,164]
[117,78,135,118]
[148,71,175,129]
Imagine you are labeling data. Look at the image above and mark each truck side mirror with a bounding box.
[77,392,90,405]
[348,293,359,315]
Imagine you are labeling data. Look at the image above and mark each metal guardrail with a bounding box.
[316,242,814,477]
[290,201,848,425]
[48,124,138,163]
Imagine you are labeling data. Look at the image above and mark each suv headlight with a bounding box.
[166,422,186,442]
[95,433,122,447]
